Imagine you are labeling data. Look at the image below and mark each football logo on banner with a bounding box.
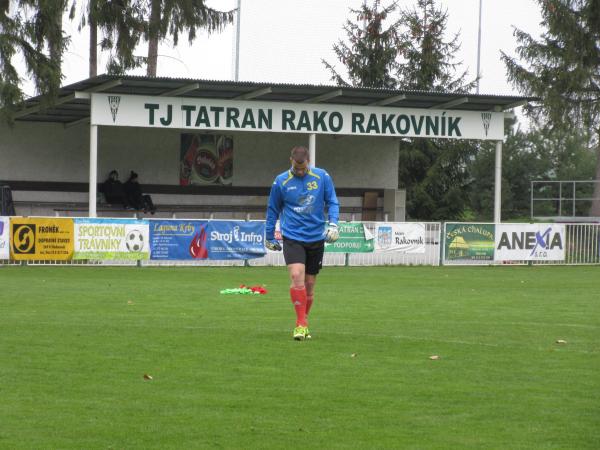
[125,229,145,252]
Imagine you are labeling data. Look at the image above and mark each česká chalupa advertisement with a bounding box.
[445,223,495,261]
[10,217,74,260]
[495,223,565,261]
[74,218,150,260]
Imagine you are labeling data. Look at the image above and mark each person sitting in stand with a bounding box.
[124,171,156,214]
[100,170,129,208]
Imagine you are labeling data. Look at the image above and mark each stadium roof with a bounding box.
[14,74,538,125]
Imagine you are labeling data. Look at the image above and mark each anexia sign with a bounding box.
[91,93,504,140]
[495,224,565,261]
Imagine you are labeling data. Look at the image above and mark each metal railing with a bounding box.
[441,222,600,266]
[502,223,600,265]
[2,218,599,267]
[531,180,600,220]
[248,222,441,267]
[558,223,600,265]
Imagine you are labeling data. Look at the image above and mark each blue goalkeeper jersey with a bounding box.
[266,167,340,243]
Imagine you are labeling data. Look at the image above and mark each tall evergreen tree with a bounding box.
[502,0,600,216]
[144,0,234,77]
[397,0,470,92]
[396,0,475,220]
[71,0,101,77]
[72,0,234,77]
[0,2,68,121]
[324,0,475,220]
[323,1,400,88]
[98,0,145,74]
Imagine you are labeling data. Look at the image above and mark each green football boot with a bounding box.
[293,326,307,341]
[304,327,312,340]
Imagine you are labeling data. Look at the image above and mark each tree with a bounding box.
[0,1,68,121]
[72,0,234,77]
[324,0,475,220]
[397,0,471,92]
[144,0,234,77]
[70,0,102,77]
[502,0,600,216]
[70,0,150,76]
[468,122,596,219]
[469,121,552,220]
[323,1,401,88]
[98,1,145,74]
[396,0,475,220]
[399,137,478,220]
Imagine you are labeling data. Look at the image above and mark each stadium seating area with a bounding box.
[4,180,384,220]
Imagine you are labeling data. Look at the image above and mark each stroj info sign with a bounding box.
[92,93,504,140]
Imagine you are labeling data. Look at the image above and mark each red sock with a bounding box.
[306,294,314,317]
[290,287,307,327]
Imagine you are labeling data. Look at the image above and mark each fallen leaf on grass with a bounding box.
[429,355,440,360]
[555,339,567,344]
[143,374,153,380]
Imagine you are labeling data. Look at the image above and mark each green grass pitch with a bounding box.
[1,265,599,449]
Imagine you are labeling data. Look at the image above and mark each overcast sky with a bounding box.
[35,0,543,97]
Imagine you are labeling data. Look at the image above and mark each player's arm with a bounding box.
[324,172,340,242]
[265,179,283,250]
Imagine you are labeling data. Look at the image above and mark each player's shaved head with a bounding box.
[290,146,309,177]
[290,146,309,163]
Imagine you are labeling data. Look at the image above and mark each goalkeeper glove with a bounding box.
[325,223,339,243]
[265,240,282,251]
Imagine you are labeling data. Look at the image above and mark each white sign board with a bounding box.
[375,223,426,253]
[74,218,150,260]
[495,223,566,261]
[91,93,504,140]
[0,217,9,259]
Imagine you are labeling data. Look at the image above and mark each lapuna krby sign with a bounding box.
[92,93,504,140]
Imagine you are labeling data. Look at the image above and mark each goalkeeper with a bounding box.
[265,145,340,340]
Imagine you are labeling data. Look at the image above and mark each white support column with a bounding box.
[309,133,316,167]
[234,0,241,81]
[89,124,98,218]
[494,139,503,223]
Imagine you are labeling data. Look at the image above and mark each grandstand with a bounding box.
[2,74,533,222]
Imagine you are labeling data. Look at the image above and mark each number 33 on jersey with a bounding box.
[266,166,340,243]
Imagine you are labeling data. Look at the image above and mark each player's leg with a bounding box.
[303,240,325,339]
[305,274,316,316]
[288,262,307,325]
[304,274,316,339]
[283,238,308,339]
